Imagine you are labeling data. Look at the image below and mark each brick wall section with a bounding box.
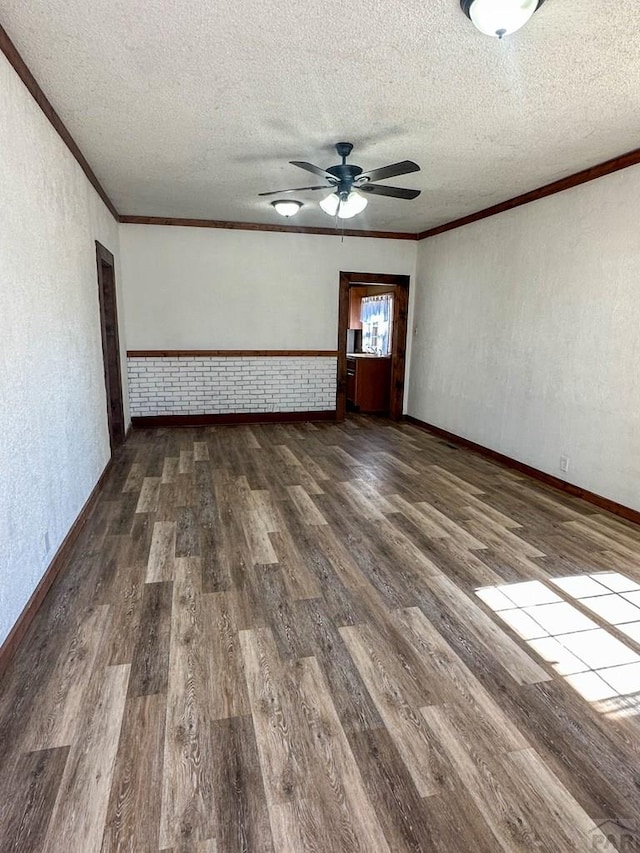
[127,356,337,416]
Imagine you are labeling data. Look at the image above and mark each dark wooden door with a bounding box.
[96,241,125,452]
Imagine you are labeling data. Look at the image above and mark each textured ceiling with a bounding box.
[2,0,640,231]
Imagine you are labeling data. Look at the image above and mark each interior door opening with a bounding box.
[337,271,410,421]
[96,241,125,453]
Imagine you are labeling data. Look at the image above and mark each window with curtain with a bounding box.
[360,294,393,355]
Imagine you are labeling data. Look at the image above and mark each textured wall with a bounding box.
[0,52,126,645]
[409,163,640,511]
[119,225,417,351]
[119,224,417,414]
[128,356,337,415]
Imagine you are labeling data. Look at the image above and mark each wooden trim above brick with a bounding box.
[127,349,339,358]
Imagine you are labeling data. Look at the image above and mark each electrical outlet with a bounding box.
[559,455,570,473]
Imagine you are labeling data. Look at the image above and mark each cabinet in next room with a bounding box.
[346,355,391,414]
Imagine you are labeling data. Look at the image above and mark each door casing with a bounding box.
[96,241,125,452]
[337,271,410,421]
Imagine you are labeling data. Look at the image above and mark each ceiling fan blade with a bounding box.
[359,160,420,183]
[289,160,337,180]
[258,185,330,197]
[359,184,421,200]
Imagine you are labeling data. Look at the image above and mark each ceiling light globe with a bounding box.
[337,191,368,219]
[319,193,340,216]
[271,200,302,217]
[466,0,541,38]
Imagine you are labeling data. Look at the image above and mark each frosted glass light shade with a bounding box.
[319,192,340,216]
[337,191,368,219]
[271,200,302,217]
[469,0,539,38]
[319,191,368,219]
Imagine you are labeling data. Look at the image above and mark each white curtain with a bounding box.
[360,294,393,355]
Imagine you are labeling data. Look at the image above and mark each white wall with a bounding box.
[120,224,417,414]
[0,51,126,646]
[120,225,417,351]
[410,164,640,511]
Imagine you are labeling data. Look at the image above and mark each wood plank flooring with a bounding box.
[2,417,640,851]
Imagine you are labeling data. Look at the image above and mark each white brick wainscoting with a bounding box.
[127,354,338,417]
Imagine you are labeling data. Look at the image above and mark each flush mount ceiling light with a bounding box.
[270,199,303,217]
[461,0,546,39]
[319,190,368,219]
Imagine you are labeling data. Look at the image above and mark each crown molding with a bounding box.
[119,215,418,240]
[0,21,119,220]
[418,146,640,240]
[3,15,639,243]
[123,144,640,242]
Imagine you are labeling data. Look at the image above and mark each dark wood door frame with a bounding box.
[96,241,125,453]
[337,271,410,421]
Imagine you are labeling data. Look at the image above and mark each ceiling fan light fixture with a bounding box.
[271,199,303,217]
[262,143,420,219]
[319,191,368,219]
[461,0,544,38]
[319,192,340,217]
[337,191,368,219]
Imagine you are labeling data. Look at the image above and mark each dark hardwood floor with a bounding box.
[1,417,640,851]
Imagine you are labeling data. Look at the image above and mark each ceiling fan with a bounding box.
[259,142,421,219]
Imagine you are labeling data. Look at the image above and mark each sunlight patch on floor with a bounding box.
[476,574,640,713]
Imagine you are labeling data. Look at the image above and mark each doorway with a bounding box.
[96,241,125,453]
[337,271,410,421]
